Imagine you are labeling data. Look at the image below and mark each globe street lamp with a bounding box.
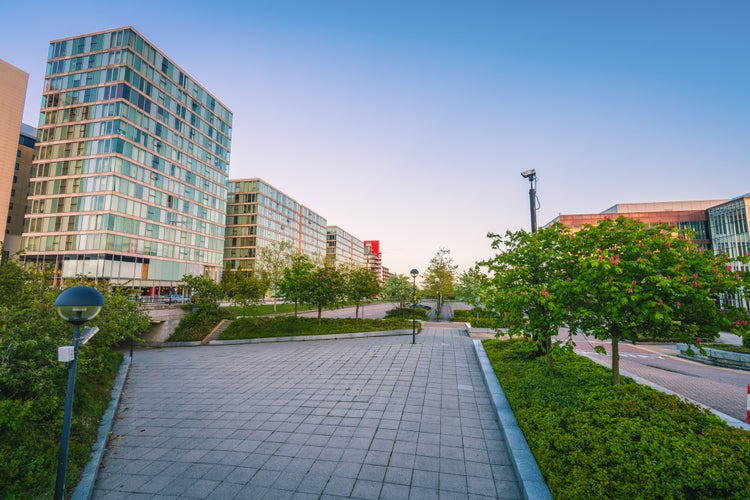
[410,269,419,344]
[520,169,538,233]
[53,286,104,500]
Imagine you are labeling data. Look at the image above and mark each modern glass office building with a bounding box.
[707,195,750,310]
[21,27,232,290]
[225,178,327,270]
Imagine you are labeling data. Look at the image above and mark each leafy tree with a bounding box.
[421,248,458,312]
[221,267,269,309]
[454,266,489,305]
[302,265,345,319]
[277,254,315,316]
[183,274,224,314]
[562,217,750,385]
[342,266,381,319]
[383,274,413,309]
[257,241,296,312]
[481,225,573,371]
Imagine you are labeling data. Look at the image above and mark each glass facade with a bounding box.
[707,196,750,309]
[326,226,364,268]
[225,179,327,270]
[21,27,232,287]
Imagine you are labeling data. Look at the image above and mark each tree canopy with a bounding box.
[421,248,458,311]
[481,218,750,385]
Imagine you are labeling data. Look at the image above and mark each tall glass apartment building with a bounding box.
[225,178,326,270]
[21,27,232,289]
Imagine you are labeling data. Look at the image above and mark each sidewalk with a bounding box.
[92,326,524,499]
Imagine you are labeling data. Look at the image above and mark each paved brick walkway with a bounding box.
[92,325,522,499]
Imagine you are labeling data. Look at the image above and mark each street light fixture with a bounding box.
[520,169,538,233]
[53,286,104,500]
[410,269,419,344]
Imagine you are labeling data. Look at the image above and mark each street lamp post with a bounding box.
[53,286,104,500]
[410,269,419,344]
[520,169,538,233]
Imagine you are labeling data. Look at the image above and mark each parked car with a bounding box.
[167,294,183,304]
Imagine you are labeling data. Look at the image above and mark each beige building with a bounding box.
[225,178,327,270]
[0,59,29,258]
[326,225,365,268]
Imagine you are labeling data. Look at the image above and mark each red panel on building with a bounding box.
[364,240,380,256]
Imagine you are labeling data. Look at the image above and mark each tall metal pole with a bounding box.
[55,323,81,500]
[528,177,537,233]
[412,276,417,344]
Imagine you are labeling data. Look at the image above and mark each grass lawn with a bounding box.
[482,338,750,499]
[219,316,415,340]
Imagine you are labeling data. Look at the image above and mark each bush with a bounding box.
[744,333,750,349]
[482,339,750,499]
[385,307,428,321]
[170,307,232,342]
[220,316,415,340]
[453,308,508,328]
[0,263,151,498]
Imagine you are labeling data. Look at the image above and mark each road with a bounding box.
[566,332,750,424]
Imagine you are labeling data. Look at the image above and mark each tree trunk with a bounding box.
[273,296,277,313]
[317,306,322,319]
[611,330,621,385]
[355,303,360,319]
[294,300,298,317]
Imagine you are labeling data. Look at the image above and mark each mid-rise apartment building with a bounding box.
[326,225,364,268]
[20,27,232,289]
[0,59,29,260]
[225,178,327,270]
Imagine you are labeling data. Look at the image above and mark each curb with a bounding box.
[72,355,131,500]
[472,339,552,500]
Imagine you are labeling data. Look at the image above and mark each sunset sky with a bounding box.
[2,0,748,275]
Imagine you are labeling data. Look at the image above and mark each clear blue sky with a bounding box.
[2,1,748,275]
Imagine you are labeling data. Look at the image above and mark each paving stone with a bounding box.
[91,327,523,499]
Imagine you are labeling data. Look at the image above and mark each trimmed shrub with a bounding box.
[482,339,750,499]
[385,307,428,321]
[220,316,414,340]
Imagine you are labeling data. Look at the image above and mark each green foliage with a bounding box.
[385,307,429,321]
[483,339,750,499]
[300,265,345,319]
[220,316,414,339]
[481,225,573,371]
[0,263,150,497]
[342,266,381,319]
[421,248,458,309]
[453,266,487,304]
[277,254,315,316]
[170,307,232,342]
[222,303,313,317]
[451,308,505,328]
[382,274,414,309]
[183,274,224,313]
[221,267,269,309]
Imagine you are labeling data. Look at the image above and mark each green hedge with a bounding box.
[482,339,750,499]
[453,308,507,328]
[385,307,429,321]
[220,316,415,340]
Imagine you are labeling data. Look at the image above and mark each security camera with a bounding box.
[520,169,536,179]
